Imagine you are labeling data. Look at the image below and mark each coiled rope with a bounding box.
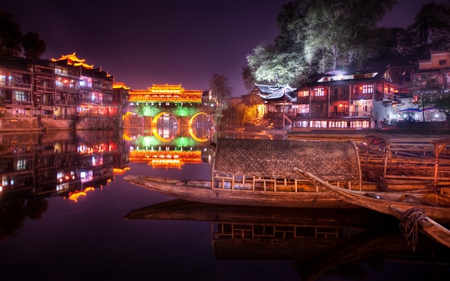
[399,207,427,252]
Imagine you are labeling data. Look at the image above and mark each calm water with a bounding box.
[1,130,450,281]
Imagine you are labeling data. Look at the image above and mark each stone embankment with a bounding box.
[0,115,122,132]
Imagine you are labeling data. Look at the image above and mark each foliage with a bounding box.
[220,102,259,126]
[0,9,46,59]
[241,66,255,91]
[244,0,450,87]
[209,74,233,105]
[0,9,23,58]
[407,73,448,120]
[409,2,450,55]
[22,32,46,59]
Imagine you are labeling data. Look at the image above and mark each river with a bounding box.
[0,129,449,280]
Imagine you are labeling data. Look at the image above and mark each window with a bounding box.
[297,90,309,97]
[355,84,373,94]
[439,60,447,66]
[362,85,373,94]
[14,91,30,101]
[313,87,325,96]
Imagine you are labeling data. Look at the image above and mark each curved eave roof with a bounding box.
[255,84,297,101]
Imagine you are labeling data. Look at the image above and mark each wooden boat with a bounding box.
[124,175,356,208]
[294,168,450,248]
[125,138,369,208]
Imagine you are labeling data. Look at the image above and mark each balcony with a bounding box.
[35,85,55,93]
[351,93,372,100]
[311,96,327,102]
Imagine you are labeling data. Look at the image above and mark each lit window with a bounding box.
[362,85,373,94]
[314,88,325,96]
[298,90,309,97]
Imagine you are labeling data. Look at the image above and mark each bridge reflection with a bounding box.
[125,124,215,169]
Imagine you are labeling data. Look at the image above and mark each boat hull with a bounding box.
[295,169,450,225]
[124,175,357,209]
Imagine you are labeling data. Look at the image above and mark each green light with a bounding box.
[136,136,161,148]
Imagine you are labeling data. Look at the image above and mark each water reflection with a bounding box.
[124,126,214,168]
[1,128,450,280]
[0,131,128,198]
[126,199,450,280]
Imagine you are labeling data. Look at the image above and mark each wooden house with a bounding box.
[291,68,402,130]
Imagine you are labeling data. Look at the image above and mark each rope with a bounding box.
[399,207,427,252]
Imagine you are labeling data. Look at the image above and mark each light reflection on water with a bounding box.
[0,129,449,280]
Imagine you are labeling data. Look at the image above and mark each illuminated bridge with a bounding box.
[125,84,213,127]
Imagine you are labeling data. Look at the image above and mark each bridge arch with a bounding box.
[152,112,178,126]
[189,112,212,126]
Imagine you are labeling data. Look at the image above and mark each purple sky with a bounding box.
[2,0,444,96]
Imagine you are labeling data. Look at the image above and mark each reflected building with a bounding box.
[0,131,129,199]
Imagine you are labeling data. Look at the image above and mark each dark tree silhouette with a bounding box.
[22,32,46,59]
[0,9,23,58]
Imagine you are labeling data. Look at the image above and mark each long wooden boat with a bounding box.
[125,138,374,208]
[123,175,357,208]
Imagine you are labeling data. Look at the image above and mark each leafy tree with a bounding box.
[246,0,395,86]
[22,32,46,59]
[408,73,444,121]
[410,2,450,55]
[0,9,23,58]
[241,65,255,91]
[209,74,233,106]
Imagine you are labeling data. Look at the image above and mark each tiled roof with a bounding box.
[0,57,31,73]
[213,138,360,181]
[255,84,297,101]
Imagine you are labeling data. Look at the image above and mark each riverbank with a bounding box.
[0,115,123,132]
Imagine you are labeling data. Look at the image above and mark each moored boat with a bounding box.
[125,138,368,208]
[124,175,356,208]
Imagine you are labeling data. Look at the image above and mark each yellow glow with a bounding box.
[152,127,174,142]
[151,158,183,169]
[51,52,94,69]
[114,167,131,174]
[129,150,202,167]
[69,192,87,202]
[129,84,203,103]
[188,127,210,143]
[114,82,130,90]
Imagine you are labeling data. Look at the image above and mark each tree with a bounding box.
[241,66,255,91]
[209,74,233,106]
[245,0,396,86]
[409,2,450,55]
[0,9,23,58]
[22,32,46,59]
[408,73,444,121]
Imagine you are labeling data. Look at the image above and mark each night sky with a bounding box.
[2,0,445,96]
